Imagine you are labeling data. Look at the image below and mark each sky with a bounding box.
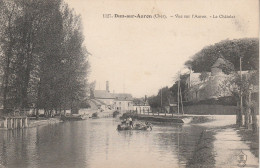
[65,0,259,97]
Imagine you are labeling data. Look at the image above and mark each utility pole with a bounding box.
[159,87,162,116]
[238,57,243,127]
[177,79,180,116]
[189,68,192,88]
[180,87,184,115]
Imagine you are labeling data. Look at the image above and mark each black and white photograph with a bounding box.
[0,0,259,167]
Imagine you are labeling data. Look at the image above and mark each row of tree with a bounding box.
[219,70,258,132]
[148,74,188,111]
[0,0,89,116]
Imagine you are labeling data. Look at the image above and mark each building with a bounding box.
[185,57,258,102]
[92,81,134,112]
[94,90,115,108]
[133,98,151,114]
[114,93,134,111]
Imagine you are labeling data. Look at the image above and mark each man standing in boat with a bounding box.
[129,117,133,128]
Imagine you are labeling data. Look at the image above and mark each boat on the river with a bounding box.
[61,114,89,121]
[117,122,152,131]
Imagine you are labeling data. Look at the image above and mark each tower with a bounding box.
[106,81,110,92]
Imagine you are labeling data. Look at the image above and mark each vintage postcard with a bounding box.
[0,0,259,168]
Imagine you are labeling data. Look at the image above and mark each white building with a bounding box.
[92,81,134,112]
[133,99,151,114]
[114,93,134,112]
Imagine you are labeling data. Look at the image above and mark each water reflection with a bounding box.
[0,118,207,168]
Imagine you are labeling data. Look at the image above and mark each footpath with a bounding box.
[214,127,258,168]
[195,115,259,168]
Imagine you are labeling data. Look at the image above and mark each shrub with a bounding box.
[113,111,120,118]
[92,112,98,118]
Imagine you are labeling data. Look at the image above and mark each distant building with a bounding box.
[92,81,134,112]
[94,90,115,107]
[185,57,258,102]
[114,93,133,111]
[133,98,151,114]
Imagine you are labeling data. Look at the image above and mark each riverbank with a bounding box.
[120,113,216,124]
[236,128,259,158]
[28,117,62,128]
[187,129,216,168]
[187,116,259,168]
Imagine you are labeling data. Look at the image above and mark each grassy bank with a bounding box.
[187,130,216,168]
[236,128,259,158]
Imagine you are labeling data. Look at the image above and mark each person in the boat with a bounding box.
[145,121,151,126]
[121,118,126,125]
[126,117,130,126]
[129,117,133,128]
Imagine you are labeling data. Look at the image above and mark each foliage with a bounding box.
[78,101,91,108]
[133,98,146,105]
[113,111,120,118]
[217,60,235,75]
[185,38,259,72]
[148,86,172,109]
[0,0,90,114]
[148,74,189,109]
[229,71,258,97]
[170,73,189,101]
[214,70,259,103]
[92,112,98,118]
[147,95,160,109]
[89,81,96,98]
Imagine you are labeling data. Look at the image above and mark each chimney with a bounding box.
[106,81,110,92]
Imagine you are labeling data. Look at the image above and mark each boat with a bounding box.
[117,122,152,131]
[61,114,89,121]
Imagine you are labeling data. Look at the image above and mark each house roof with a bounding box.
[94,90,133,100]
[114,93,133,101]
[133,98,149,106]
[94,90,115,99]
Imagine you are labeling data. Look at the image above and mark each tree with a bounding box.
[217,61,234,75]
[170,73,189,101]
[0,1,21,113]
[0,0,90,116]
[220,70,259,130]
[185,38,259,72]
[89,81,96,99]
[148,86,172,111]
[147,95,160,109]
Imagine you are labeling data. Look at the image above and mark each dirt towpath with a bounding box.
[196,115,258,168]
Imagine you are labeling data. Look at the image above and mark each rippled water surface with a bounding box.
[0,118,206,168]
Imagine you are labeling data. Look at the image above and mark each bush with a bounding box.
[92,112,98,118]
[113,111,120,118]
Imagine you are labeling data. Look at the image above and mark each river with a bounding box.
[0,118,208,168]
